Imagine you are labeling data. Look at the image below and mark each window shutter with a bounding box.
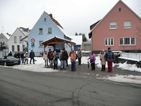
[124,21,131,28]
[110,22,116,25]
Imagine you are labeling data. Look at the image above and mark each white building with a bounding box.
[8,27,30,53]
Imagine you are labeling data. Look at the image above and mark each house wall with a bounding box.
[28,12,70,55]
[8,28,27,53]
[92,1,141,52]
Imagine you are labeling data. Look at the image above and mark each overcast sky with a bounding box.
[0,0,141,38]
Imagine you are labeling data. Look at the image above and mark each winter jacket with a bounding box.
[25,54,28,59]
[105,51,115,62]
[77,50,82,58]
[8,52,12,56]
[14,53,17,58]
[48,51,53,60]
[70,52,77,62]
[21,53,25,59]
[89,54,96,63]
[29,52,35,59]
[17,53,21,59]
[60,51,68,60]
[43,53,48,60]
[100,53,106,65]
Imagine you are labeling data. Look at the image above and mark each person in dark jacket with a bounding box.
[21,52,25,64]
[29,50,35,64]
[53,51,58,69]
[63,48,68,67]
[105,47,115,72]
[60,49,68,70]
[77,48,82,65]
[8,51,12,56]
[48,49,53,63]
[14,51,18,58]
[17,51,21,59]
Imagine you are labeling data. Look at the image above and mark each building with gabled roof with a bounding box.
[89,0,141,53]
[28,11,72,56]
[8,27,30,54]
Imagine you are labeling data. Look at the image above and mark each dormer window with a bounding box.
[43,18,46,21]
[119,8,122,12]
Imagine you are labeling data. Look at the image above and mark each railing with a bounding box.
[120,52,141,60]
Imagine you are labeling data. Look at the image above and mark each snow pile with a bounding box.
[117,61,141,72]
[99,74,141,84]
[95,55,141,72]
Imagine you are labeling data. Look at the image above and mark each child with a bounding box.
[25,52,28,64]
[100,50,106,71]
[89,51,96,71]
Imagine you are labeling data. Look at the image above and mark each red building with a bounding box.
[89,0,141,53]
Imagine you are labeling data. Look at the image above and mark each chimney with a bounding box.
[50,14,53,18]
[7,33,11,36]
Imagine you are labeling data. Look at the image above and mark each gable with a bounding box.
[28,11,71,39]
[8,28,25,42]
[89,0,141,38]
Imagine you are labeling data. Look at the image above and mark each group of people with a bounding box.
[42,48,82,71]
[7,47,114,72]
[89,47,114,72]
[8,50,35,64]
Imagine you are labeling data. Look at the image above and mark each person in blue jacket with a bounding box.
[29,50,35,64]
[105,47,114,72]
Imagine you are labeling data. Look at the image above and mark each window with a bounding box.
[19,36,22,43]
[48,27,52,34]
[105,37,114,46]
[110,22,117,29]
[119,8,122,12]
[1,36,3,39]
[119,37,135,46]
[39,41,43,47]
[14,36,17,43]
[23,45,25,51]
[17,45,20,51]
[43,18,46,21]
[124,21,131,29]
[12,45,14,52]
[39,28,43,34]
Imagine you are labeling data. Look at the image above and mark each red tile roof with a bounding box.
[46,13,63,29]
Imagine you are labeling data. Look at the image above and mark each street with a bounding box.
[0,66,141,106]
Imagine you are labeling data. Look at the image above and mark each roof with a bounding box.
[45,12,71,39]
[19,27,31,36]
[71,35,82,45]
[0,33,10,39]
[88,0,141,39]
[47,13,63,29]
[42,36,75,46]
[89,20,101,38]
[90,20,101,30]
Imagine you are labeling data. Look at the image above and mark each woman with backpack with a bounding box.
[89,51,96,71]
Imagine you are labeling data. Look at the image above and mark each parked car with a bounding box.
[0,56,20,66]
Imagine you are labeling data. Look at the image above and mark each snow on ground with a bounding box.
[98,74,141,84]
[2,57,58,73]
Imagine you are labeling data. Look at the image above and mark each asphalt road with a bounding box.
[0,67,141,106]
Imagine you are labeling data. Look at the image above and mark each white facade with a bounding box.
[8,28,28,53]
